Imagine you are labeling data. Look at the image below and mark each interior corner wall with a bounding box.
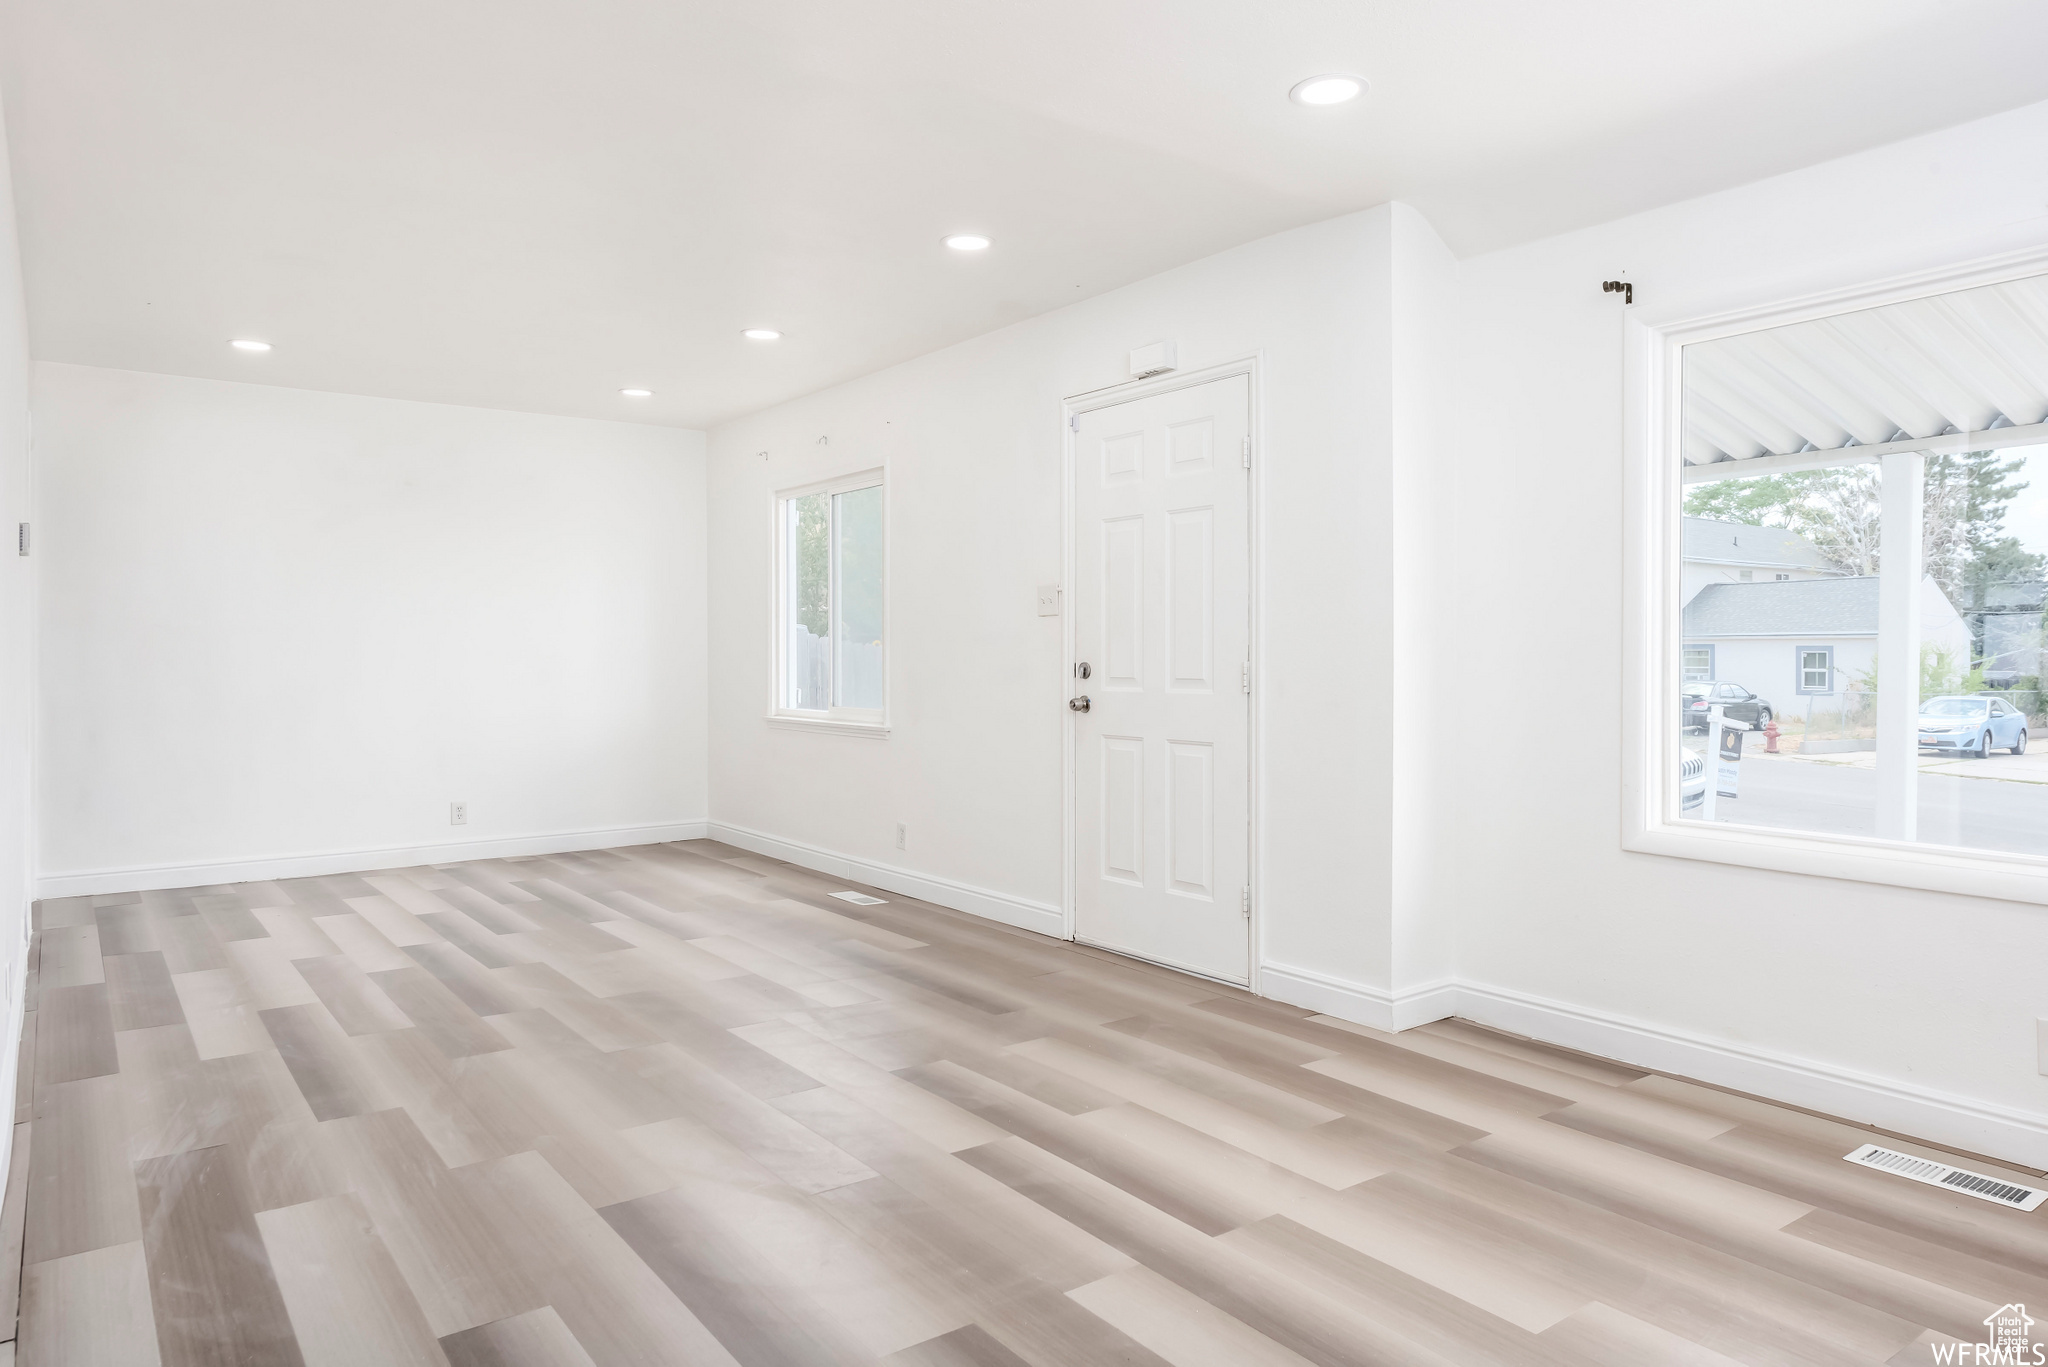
[1386,202,1460,1014]
[0,84,32,1187]
[706,206,1409,997]
[1446,97,2048,1164]
[33,365,710,892]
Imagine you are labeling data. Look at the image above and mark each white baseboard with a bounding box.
[1454,979,2048,1169]
[705,820,1065,940]
[1258,961,1459,1033]
[1255,962,2048,1167]
[34,820,713,899]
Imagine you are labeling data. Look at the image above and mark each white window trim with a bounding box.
[1796,646,1834,695]
[769,467,889,736]
[1622,240,2048,907]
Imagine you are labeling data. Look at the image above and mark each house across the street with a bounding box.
[1683,575,1972,714]
[1682,516,1842,605]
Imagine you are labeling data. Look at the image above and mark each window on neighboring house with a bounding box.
[1661,264,2048,876]
[776,471,885,727]
[1739,569,1754,581]
[1798,647,1833,694]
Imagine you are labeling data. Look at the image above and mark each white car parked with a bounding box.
[1680,752,1706,812]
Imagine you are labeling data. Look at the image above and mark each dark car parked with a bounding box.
[1682,681,1773,734]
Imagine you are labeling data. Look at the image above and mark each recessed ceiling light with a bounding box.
[1289,73,1368,106]
[742,329,782,342]
[944,234,991,252]
[230,338,271,352]
[620,388,653,398]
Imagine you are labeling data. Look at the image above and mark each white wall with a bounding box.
[707,97,2048,1164]
[1449,98,2048,1162]
[34,365,709,891]
[706,205,1444,998]
[0,85,32,1191]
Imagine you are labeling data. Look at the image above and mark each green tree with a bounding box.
[794,493,829,638]
[1683,451,2044,604]
[1683,466,1878,574]
[1922,450,2045,609]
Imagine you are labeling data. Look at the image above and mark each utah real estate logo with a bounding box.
[1932,1305,2038,1364]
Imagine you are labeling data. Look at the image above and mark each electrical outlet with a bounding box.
[895,823,907,850]
[1036,584,1061,616]
[450,801,468,826]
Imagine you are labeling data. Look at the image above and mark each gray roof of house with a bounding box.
[1682,517,1837,571]
[1683,577,1880,638]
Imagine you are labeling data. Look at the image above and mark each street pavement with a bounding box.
[1692,748,2048,856]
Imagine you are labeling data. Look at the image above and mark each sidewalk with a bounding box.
[1697,734,2048,784]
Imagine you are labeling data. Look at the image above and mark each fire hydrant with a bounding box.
[1764,720,1781,753]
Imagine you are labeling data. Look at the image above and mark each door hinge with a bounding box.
[1241,436,1251,469]
[1241,660,1251,694]
[14,523,25,557]
[1240,886,1251,916]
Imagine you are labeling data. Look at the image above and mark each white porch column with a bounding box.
[1875,449,1924,841]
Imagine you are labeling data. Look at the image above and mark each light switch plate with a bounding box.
[1036,585,1061,616]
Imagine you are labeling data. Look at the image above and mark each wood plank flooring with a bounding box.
[4,839,2045,1365]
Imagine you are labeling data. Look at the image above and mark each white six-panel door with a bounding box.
[1072,373,1250,984]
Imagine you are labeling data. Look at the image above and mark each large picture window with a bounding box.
[1669,269,2048,864]
[776,471,885,728]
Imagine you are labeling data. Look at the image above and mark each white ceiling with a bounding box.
[7,0,2048,430]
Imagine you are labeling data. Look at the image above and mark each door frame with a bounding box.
[1059,353,1265,989]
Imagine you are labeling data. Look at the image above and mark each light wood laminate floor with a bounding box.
[5,839,2045,1366]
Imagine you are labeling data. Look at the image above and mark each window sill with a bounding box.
[765,714,890,738]
[1625,815,2048,907]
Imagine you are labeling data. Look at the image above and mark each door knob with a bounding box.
[1068,695,1091,713]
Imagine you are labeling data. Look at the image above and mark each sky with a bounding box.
[1998,444,2048,559]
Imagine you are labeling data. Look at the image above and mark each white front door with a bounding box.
[1072,373,1251,984]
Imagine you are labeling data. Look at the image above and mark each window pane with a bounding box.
[1915,441,2048,856]
[1676,465,1880,836]
[787,492,830,710]
[833,485,884,711]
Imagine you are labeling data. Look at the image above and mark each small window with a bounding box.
[1739,569,1754,581]
[776,471,885,727]
[1682,645,1714,681]
[1797,647,1833,694]
[1775,572,1791,581]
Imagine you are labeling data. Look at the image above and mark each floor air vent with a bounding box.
[829,890,887,905]
[1844,1143,2047,1211]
